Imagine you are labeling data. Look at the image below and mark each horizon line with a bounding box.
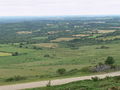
[0,14,120,17]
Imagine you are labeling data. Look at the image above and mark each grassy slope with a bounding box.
[0,42,120,85]
[25,76,120,90]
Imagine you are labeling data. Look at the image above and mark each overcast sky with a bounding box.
[0,0,120,16]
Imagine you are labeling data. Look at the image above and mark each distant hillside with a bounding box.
[0,16,117,24]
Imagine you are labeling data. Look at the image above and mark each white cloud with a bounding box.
[0,0,120,16]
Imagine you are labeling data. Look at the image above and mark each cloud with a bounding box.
[0,0,120,16]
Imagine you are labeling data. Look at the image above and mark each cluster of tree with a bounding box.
[0,17,120,44]
[92,56,115,72]
[56,56,116,76]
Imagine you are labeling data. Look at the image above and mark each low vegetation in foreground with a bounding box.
[25,76,120,90]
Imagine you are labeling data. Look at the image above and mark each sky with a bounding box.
[0,0,120,16]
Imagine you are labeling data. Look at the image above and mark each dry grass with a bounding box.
[47,31,59,35]
[72,34,90,37]
[16,31,32,34]
[51,38,75,42]
[33,43,58,48]
[97,30,116,33]
[0,52,11,56]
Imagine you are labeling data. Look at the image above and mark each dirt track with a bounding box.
[0,71,120,90]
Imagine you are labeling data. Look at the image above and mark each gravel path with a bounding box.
[0,71,120,90]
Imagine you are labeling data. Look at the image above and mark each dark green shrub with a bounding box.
[33,46,42,50]
[105,56,115,65]
[44,54,50,57]
[57,68,66,75]
[91,76,99,82]
[67,69,79,74]
[5,76,26,82]
[19,45,22,48]
[12,52,19,56]
[98,62,104,66]
[111,65,116,69]
[105,76,111,80]
[114,76,120,80]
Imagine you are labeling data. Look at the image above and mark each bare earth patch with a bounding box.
[33,43,58,48]
[72,34,90,37]
[97,30,116,33]
[47,31,60,35]
[16,31,32,34]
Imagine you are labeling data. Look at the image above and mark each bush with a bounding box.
[80,66,91,72]
[33,46,37,49]
[91,76,99,82]
[57,68,66,75]
[105,56,115,65]
[114,76,120,80]
[5,76,26,82]
[44,54,50,57]
[33,46,42,50]
[111,65,116,69]
[98,62,104,66]
[68,69,79,73]
[104,76,111,80]
[108,87,120,90]
[12,52,18,56]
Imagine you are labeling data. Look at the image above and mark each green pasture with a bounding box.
[0,43,120,85]
[32,37,48,40]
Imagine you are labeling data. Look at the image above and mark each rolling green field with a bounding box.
[32,37,48,40]
[0,16,120,86]
[0,42,120,85]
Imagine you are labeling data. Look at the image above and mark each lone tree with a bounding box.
[57,68,66,75]
[105,56,115,65]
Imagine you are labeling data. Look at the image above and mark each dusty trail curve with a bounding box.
[0,71,120,90]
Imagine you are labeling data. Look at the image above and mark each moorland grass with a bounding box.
[0,43,120,85]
